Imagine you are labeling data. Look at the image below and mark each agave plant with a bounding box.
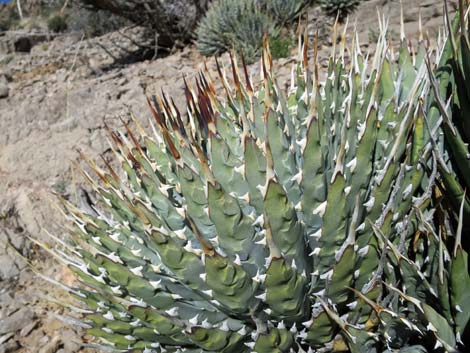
[427,0,470,251]
[196,0,277,63]
[319,0,361,20]
[41,11,470,353]
[259,0,311,25]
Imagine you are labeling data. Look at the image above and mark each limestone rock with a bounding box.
[0,308,35,335]
[0,255,20,281]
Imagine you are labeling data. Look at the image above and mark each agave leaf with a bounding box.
[243,136,267,213]
[301,113,325,232]
[327,245,355,304]
[450,246,470,338]
[266,109,301,203]
[207,182,259,260]
[210,134,248,197]
[456,37,470,140]
[178,165,216,238]
[188,326,246,353]
[253,328,294,353]
[204,253,259,314]
[304,309,337,346]
[441,123,470,192]
[347,106,378,203]
[422,303,457,351]
[86,327,139,349]
[265,257,308,320]
[315,174,347,276]
[383,345,428,353]
[148,230,207,291]
[264,179,307,272]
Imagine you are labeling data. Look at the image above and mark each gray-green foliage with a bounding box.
[260,0,311,24]
[195,0,310,62]
[66,7,130,37]
[78,0,210,48]
[0,5,20,31]
[47,13,68,33]
[269,36,292,59]
[196,0,277,63]
[196,0,309,62]
[428,3,470,240]
[320,0,361,20]
[45,10,470,351]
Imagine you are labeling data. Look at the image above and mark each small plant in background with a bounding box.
[0,5,20,31]
[66,7,131,38]
[52,178,70,197]
[368,27,399,43]
[259,0,311,25]
[196,0,276,63]
[320,0,361,21]
[269,34,292,59]
[77,0,210,50]
[47,13,68,32]
[196,0,311,63]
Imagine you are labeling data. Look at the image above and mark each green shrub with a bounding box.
[429,4,470,239]
[78,0,209,49]
[269,35,291,59]
[320,0,361,20]
[67,7,130,37]
[196,0,277,63]
[47,13,68,33]
[260,0,311,25]
[0,6,20,31]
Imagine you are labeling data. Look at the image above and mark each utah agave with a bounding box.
[319,0,361,20]
[43,12,470,353]
[196,0,277,62]
[427,0,470,249]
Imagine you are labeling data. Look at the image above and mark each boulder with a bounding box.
[0,308,35,335]
[13,34,48,53]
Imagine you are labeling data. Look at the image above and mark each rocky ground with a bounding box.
[0,0,458,352]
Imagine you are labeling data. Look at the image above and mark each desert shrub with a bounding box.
[0,6,20,31]
[260,0,311,24]
[269,35,291,59]
[320,0,361,20]
[67,7,130,37]
[196,0,277,63]
[78,0,210,49]
[47,13,68,32]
